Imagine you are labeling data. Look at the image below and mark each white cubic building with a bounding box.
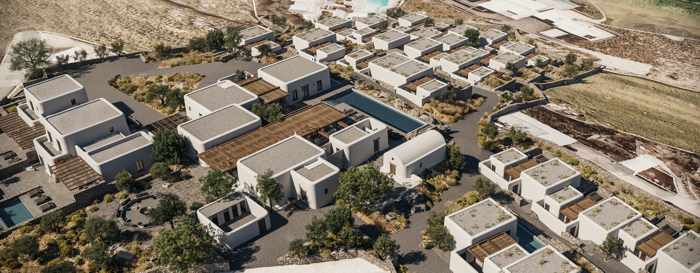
[372,30,411,50]
[237,135,339,209]
[433,33,469,51]
[481,29,508,45]
[396,76,449,106]
[76,131,154,181]
[439,47,489,74]
[258,56,331,104]
[329,118,389,168]
[479,148,532,191]
[368,53,433,87]
[519,158,581,202]
[446,198,517,249]
[354,15,388,30]
[398,13,428,28]
[292,28,336,50]
[300,42,347,62]
[197,192,271,249]
[467,66,495,84]
[449,24,478,36]
[184,80,258,120]
[380,130,446,185]
[178,104,261,155]
[578,197,642,245]
[239,25,275,46]
[344,49,374,69]
[315,16,353,31]
[499,41,535,56]
[489,52,527,71]
[503,245,580,273]
[530,185,587,235]
[351,27,380,44]
[409,27,444,40]
[19,75,88,126]
[403,38,442,59]
[655,231,700,273]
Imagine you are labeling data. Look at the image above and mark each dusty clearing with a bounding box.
[588,0,700,38]
[547,73,700,153]
[0,0,258,52]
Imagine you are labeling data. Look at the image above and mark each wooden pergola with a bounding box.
[0,112,45,150]
[52,156,105,193]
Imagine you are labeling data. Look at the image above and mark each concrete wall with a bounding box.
[184,94,213,120]
[656,245,690,273]
[241,31,274,46]
[445,213,517,250]
[449,249,480,273]
[520,172,580,202]
[290,168,339,209]
[292,34,335,50]
[317,49,345,62]
[330,122,389,168]
[577,213,612,245]
[77,136,153,181]
[532,200,571,236]
[25,87,88,117]
[373,36,410,50]
[369,63,432,87]
[259,66,330,104]
[478,160,511,191]
[384,144,446,180]
[197,195,272,249]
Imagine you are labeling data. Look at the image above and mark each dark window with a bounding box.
[316,80,323,91]
[292,90,298,100]
[302,85,310,98]
[373,138,380,152]
[70,98,77,105]
[544,203,550,211]
[47,132,52,143]
[109,127,115,134]
[324,188,328,194]
[136,160,144,171]
[57,141,62,151]
[223,210,231,222]
[29,101,35,111]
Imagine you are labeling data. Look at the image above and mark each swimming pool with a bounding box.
[0,198,34,227]
[517,223,544,253]
[367,0,390,8]
[327,90,425,133]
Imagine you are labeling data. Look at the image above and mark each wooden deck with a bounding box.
[52,156,105,193]
[143,112,189,133]
[467,233,517,263]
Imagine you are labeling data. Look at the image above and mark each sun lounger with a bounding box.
[28,188,44,198]
[40,202,56,212]
[34,195,51,205]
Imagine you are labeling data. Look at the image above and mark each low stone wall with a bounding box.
[488,97,548,123]
[534,66,603,90]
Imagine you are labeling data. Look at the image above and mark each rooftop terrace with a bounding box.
[85,132,151,164]
[622,218,657,240]
[449,198,515,236]
[371,53,410,69]
[393,59,431,77]
[505,246,579,273]
[45,99,122,135]
[433,32,468,46]
[466,233,518,264]
[660,231,700,270]
[179,104,259,142]
[25,74,83,101]
[374,30,409,42]
[347,49,373,60]
[559,195,599,223]
[523,159,578,187]
[450,24,478,36]
[186,80,257,111]
[240,135,324,176]
[492,148,527,165]
[333,126,367,144]
[240,25,272,39]
[410,27,443,39]
[501,41,535,55]
[355,15,386,26]
[547,186,581,204]
[444,47,489,64]
[295,160,337,182]
[259,56,327,83]
[487,243,527,269]
[493,52,525,64]
[482,29,507,40]
[405,38,441,51]
[583,197,640,231]
[317,16,352,29]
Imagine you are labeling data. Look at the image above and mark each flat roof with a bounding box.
[25,74,83,102]
[547,186,581,204]
[317,16,352,29]
[333,126,368,144]
[259,56,327,83]
[354,27,378,36]
[346,49,373,60]
[405,38,441,51]
[487,244,527,269]
[45,99,122,135]
[355,15,386,26]
[180,104,259,142]
[371,53,411,69]
[86,132,151,164]
[419,79,447,92]
[240,25,272,39]
[482,28,507,40]
[318,43,345,54]
[582,197,641,231]
[501,41,535,55]
[493,52,526,64]
[393,59,431,77]
[186,80,257,111]
[433,33,468,46]
[492,148,527,164]
[505,245,579,273]
[444,47,489,65]
[450,24,478,35]
[448,198,515,237]
[295,160,337,182]
[660,232,700,271]
[239,135,324,176]
[200,104,346,172]
[399,13,428,23]
[374,30,409,42]
[621,218,657,240]
[198,192,247,218]
[296,28,335,42]
[410,27,444,39]
[522,158,578,187]
[470,66,495,77]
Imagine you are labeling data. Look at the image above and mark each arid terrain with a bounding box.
[588,0,700,38]
[0,0,275,52]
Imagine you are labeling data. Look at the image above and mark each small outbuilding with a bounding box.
[380,130,446,184]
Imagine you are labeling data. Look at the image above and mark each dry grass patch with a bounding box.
[159,51,217,68]
[423,100,471,124]
[110,73,204,114]
[588,0,700,38]
[547,73,700,153]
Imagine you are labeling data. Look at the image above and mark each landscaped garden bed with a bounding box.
[109,73,204,114]
[159,51,217,68]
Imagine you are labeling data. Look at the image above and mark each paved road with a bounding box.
[67,56,263,126]
[391,87,499,273]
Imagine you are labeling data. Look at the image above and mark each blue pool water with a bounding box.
[327,91,425,133]
[517,223,544,253]
[0,198,34,227]
[367,0,390,7]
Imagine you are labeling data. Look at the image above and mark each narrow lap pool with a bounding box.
[0,198,34,227]
[327,91,425,133]
[517,223,544,253]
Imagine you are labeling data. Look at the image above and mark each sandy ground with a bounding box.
[0,0,258,52]
[588,0,700,38]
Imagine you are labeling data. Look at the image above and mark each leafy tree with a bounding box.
[564,53,577,65]
[288,239,308,259]
[206,29,225,51]
[95,44,108,59]
[150,162,171,181]
[39,211,65,233]
[13,235,39,260]
[474,177,496,198]
[446,144,464,171]
[145,84,170,106]
[153,216,216,272]
[424,17,435,26]
[303,207,363,252]
[72,50,82,62]
[520,86,535,101]
[601,236,624,260]
[386,7,406,18]
[200,170,237,201]
[190,202,204,211]
[481,123,498,139]
[9,38,50,78]
[373,234,399,261]
[507,128,530,146]
[223,26,242,53]
[151,194,187,228]
[500,25,512,33]
[189,37,208,52]
[84,217,120,244]
[424,213,455,251]
[464,29,480,48]
[454,18,464,25]
[41,260,76,273]
[251,102,283,123]
[115,170,137,193]
[562,64,579,78]
[0,248,20,269]
[165,88,184,111]
[500,91,513,103]
[256,170,283,207]
[152,129,187,165]
[581,58,595,70]
[336,166,393,213]
[110,39,125,55]
[153,43,172,60]
[79,49,88,61]
[257,44,272,57]
[83,241,112,271]
[55,54,70,66]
